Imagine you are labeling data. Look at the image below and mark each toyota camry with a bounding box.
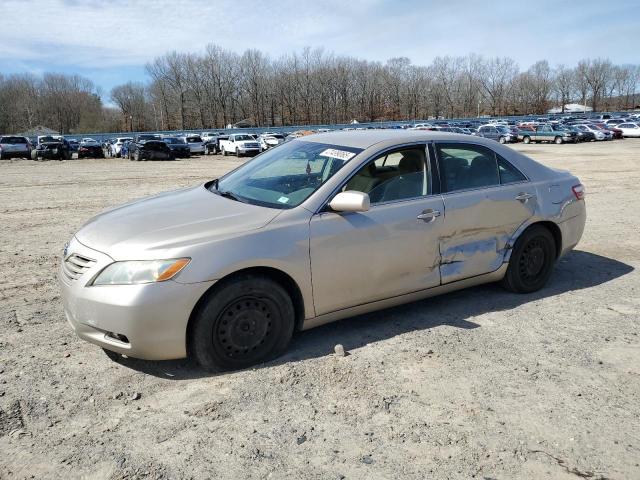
[59,131,586,370]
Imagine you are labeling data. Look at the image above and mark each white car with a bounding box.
[111,137,133,157]
[616,123,640,138]
[573,125,608,141]
[219,134,261,156]
[180,135,205,155]
[201,132,220,143]
[258,133,285,151]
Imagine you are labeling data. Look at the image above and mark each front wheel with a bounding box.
[554,136,563,144]
[523,136,531,144]
[189,275,295,371]
[498,136,506,144]
[222,147,227,156]
[502,225,556,293]
[134,151,141,161]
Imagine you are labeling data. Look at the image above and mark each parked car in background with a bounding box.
[180,135,205,155]
[130,140,175,161]
[519,124,577,144]
[616,123,640,137]
[32,135,72,160]
[573,124,609,141]
[258,133,285,151]
[78,139,104,158]
[219,134,261,156]
[550,124,580,143]
[0,135,31,159]
[59,130,586,370]
[476,125,517,144]
[162,137,191,158]
[67,139,80,154]
[109,137,134,157]
[592,123,622,139]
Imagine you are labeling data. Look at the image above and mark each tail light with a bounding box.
[572,184,585,200]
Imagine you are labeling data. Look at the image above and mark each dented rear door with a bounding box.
[434,142,536,284]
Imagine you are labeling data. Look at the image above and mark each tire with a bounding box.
[222,147,227,156]
[189,275,295,371]
[134,151,141,161]
[523,136,531,144]
[501,225,556,294]
[235,147,239,157]
[31,150,38,160]
[498,136,506,144]
[554,136,563,145]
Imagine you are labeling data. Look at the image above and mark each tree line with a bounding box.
[1,46,639,135]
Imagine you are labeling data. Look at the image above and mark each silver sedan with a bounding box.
[59,131,586,370]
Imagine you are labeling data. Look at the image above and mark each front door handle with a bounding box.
[417,209,441,223]
[515,192,536,202]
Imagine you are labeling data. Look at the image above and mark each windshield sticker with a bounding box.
[319,148,356,161]
[277,196,289,204]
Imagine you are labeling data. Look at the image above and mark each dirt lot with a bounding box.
[0,140,639,480]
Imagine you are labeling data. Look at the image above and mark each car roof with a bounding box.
[301,129,498,150]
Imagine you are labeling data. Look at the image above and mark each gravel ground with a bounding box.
[0,141,639,480]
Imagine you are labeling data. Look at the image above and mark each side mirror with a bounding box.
[329,191,370,213]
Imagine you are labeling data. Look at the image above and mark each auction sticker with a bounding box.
[319,149,356,161]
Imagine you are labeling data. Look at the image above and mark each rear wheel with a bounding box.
[554,136,563,144]
[502,225,556,293]
[134,151,141,161]
[523,136,531,144]
[189,275,295,371]
[222,147,227,156]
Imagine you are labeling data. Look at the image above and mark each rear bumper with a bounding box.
[58,238,215,360]
[557,202,586,258]
[0,150,30,158]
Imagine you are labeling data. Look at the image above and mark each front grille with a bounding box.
[62,253,96,281]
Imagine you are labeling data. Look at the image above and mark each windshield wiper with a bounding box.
[218,190,242,202]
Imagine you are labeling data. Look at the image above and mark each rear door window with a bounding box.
[435,143,500,192]
[497,155,527,184]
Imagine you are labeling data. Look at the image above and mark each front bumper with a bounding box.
[238,147,261,155]
[58,238,215,360]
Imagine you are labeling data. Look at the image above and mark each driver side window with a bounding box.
[343,147,429,204]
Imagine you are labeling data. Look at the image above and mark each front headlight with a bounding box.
[92,258,190,286]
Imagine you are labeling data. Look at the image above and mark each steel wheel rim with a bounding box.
[519,237,546,284]
[214,296,275,360]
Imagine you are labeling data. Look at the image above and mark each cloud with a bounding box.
[0,0,637,94]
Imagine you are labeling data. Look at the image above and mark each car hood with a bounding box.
[75,184,282,260]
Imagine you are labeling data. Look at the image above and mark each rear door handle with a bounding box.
[515,192,536,202]
[417,209,441,223]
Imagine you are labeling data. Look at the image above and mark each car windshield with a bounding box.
[496,126,509,133]
[213,140,362,209]
[186,136,202,143]
[164,137,186,144]
[139,135,160,141]
[39,136,59,143]
[234,135,254,141]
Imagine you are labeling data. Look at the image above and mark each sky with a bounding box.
[0,0,638,100]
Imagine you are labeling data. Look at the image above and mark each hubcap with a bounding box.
[215,297,274,358]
